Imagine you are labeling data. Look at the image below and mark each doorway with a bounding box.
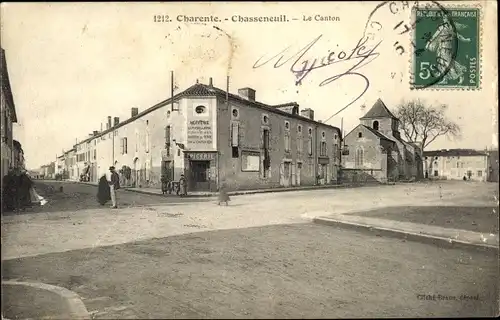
[190,160,210,191]
[133,158,140,187]
[296,162,302,186]
[280,161,292,187]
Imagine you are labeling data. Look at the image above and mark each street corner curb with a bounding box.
[2,280,91,320]
[312,217,500,254]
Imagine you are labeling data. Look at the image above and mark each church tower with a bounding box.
[360,99,401,139]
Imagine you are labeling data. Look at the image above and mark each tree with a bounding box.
[394,99,461,151]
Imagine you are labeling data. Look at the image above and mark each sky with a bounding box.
[1,2,497,170]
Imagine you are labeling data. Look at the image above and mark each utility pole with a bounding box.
[112,129,115,165]
[171,71,174,112]
[339,117,344,183]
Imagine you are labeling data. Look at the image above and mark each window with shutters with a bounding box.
[263,129,270,150]
[284,134,290,153]
[121,138,128,155]
[145,131,150,153]
[297,138,303,154]
[135,132,139,152]
[262,129,270,177]
[320,141,327,156]
[307,137,313,156]
[165,125,171,150]
[231,122,239,147]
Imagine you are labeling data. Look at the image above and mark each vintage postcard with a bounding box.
[1,1,498,319]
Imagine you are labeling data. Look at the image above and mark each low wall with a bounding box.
[340,168,384,185]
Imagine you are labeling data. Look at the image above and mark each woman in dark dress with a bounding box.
[97,175,111,205]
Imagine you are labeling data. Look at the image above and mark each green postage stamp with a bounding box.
[412,5,481,90]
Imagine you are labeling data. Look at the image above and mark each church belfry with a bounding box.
[360,98,400,137]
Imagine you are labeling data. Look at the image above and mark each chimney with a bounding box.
[300,108,315,120]
[209,77,213,87]
[107,116,112,129]
[100,123,103,131]
[113,117,120,126]
[93,130,99,136]
[238,87,256,101]
[131,108,139,117]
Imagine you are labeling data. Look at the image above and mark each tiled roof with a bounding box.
[362,125,395,142]
[74,82,340,146]
[424,149,488,157]
[360,98,398,120]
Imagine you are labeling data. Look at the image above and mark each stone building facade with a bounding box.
[60,79,342,191]
[342,99,423,183]
[1,48,18,182]
[423,149,490,181]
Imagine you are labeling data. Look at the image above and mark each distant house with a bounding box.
[423,149,490,181]
[341,99,423,183]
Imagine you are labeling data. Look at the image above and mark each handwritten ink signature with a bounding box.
[253,35,382,120]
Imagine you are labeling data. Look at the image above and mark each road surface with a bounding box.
[2,180,499,318]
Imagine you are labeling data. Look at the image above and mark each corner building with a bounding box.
[74,80,342,192]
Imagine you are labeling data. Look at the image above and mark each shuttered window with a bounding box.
[231,123,239,147]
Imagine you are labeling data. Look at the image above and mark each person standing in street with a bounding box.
[107,166,120,209]
[97,174,111,205]
[178,174,187,197]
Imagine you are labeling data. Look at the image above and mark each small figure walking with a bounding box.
[178,174,187,197]
[217,183,231,206]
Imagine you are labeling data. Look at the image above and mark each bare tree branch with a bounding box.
[393,99,461,152]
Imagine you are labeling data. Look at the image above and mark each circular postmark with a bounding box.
[360,1,460,89]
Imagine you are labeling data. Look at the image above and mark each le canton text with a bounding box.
[153,14,339,23]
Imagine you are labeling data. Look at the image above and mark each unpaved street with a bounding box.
[2,180,499,318]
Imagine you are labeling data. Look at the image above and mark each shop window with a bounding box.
[241,152,260,172]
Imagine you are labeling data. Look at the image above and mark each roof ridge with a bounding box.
[360,98,397,120]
